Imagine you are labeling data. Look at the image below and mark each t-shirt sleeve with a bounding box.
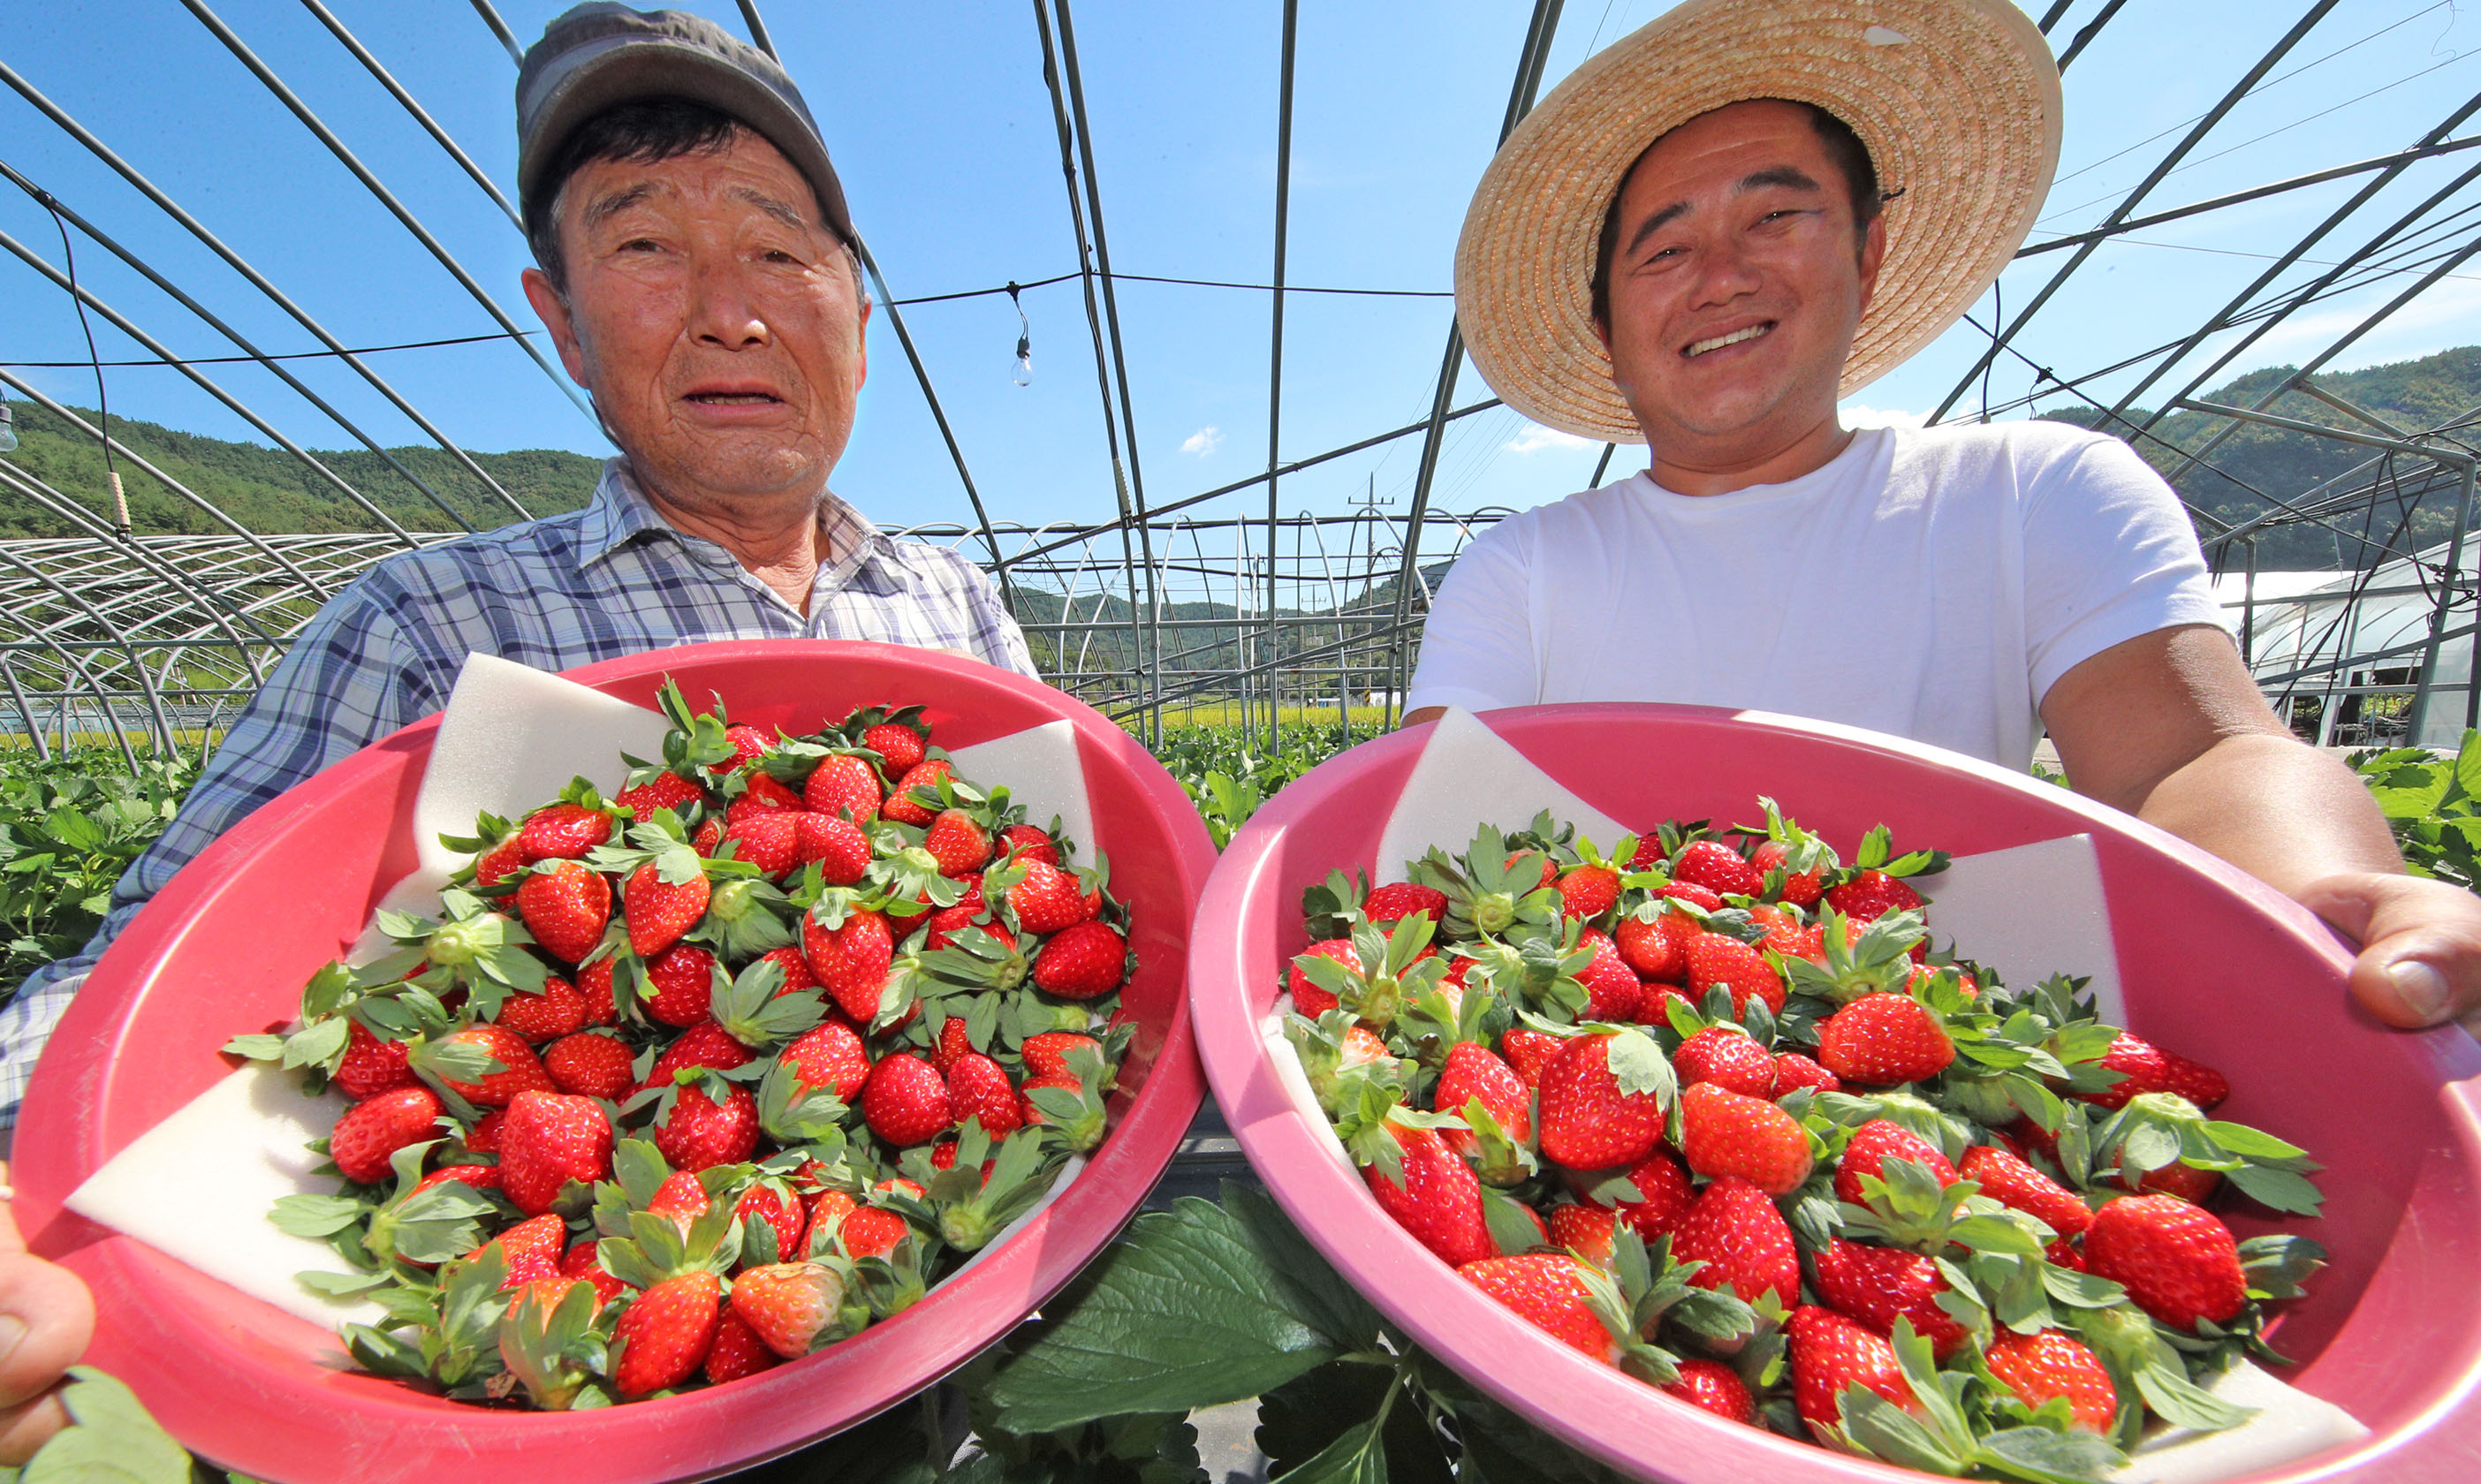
[2021,431,2227,705]
[1407,523,1541,714]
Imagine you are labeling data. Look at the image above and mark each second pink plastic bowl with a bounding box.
[1187,702,2481,1484]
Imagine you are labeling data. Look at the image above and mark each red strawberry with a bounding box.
[779,1019,871,1102]
[1662,1359,1756,1424]
[625,862,711,957]
[576,960,618,1026]
[861,1054,953,1146]
[543,1032,636,1100]
[1020,1032,1101,1080]
[413,1163,502,1196]
[428,1023,553,1108]
[516,861,611,964]
[1770,1051,1841,1099]
[1574,1147,1696,1240]
[1834,1120,1959,1207]
[921,810,991,877]
[861,722,926,773]
[1823,868,1921,923]
[474,835,527,889]
[1033,921,1127,1000]
[1363,1122,1495,1268]
[947,1052,1025,1138]
[474,1212,567,1289]
[335,1023,417,1101]
[330,1086,444,1184]
[1536,1032,1670,1171]
[2079,1033,2228,1112]
[614,770,706,821]
[732,1261,848,1359]
[643,1021,754,1088]
[1007,861,1096,935]
[881,760,952,826]
[721,723,770,770]
[997,823,1059,866]
[498,1089,613,1215]
[652,1081,760,1171]
[1612,909,1698,982]
[1677,1082,1812,1195]
[1434,1041,1533,1147]
[921,903,996,953]
[497,978,588,1043]
[517,802,611,863]
[719,814,801,878]
[1672,840,1764,898]
[1986,1329,2117,1433]
[1786,1305,1918,1436]
[1682,933,1785,1017]
[1749,838,1823,906]
[465,1109,505,1153]
[2082,1195,2248,1330]
[560,1240,629,1304]
[2116,1155,2222,1204]
[728,772,805,821]
[732,1185,809,1263]
[1499,1028,1566,1088]
[649,1170,710,1230]
[1288,939,1360,1017]
[1816,994,1954,1085]
[803,910,895,1024]
[643,943,721,1026]
[796,813,874,884]
[838,1205,913,1261]
[757,944,818,998]
[1457,1253,1616,1360]
[1672,1026,1777,1098]
[1572,928,1645,1022]
[612,1270,722,1396]
[1548,1204,1618,1266]
[2159,1048,2230,1110]
[801,755,883,822]
[1959,1145,2091,1237]
[704,1308,783,1383]
[1554,865,1622,921]
[1812,1238,1969,1358]
[1673,1177,1798,1307]
[931,1015,976,1072]
[1363,881,1449,924]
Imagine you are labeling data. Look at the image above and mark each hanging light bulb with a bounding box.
[0,401,16,455]
[1007,283,1033,388]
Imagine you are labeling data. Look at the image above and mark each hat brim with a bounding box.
[1454,0,2061,443]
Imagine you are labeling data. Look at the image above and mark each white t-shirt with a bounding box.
[1405,420,2226,770]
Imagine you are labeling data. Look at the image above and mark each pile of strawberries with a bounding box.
[1283,802,2325,1478]
[231,686,1133,1407]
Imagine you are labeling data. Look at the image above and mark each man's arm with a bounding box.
[2042,623,2481,1035]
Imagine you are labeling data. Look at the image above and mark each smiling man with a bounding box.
[1409,0,2481,1040]
[0,8,1034,1450]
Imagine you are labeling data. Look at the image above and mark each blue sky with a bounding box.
[4,1,2480,536]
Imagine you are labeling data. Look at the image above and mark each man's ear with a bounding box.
[854,288,871,390]
[521,266,594,388]
[1591,310,1612,353]
[1855,213,1888,315]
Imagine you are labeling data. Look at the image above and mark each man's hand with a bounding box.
[2295,872,2481,1038]
[0,1162,94,1464]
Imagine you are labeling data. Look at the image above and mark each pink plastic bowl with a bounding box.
[12,640,1215,1484]
[1188,702,2481,1484]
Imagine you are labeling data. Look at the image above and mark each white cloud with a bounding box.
[1180,426,1223,457]
[1840,403,1929,430]
[1503,424,1596,454]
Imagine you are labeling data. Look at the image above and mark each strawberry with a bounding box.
[1959,1145,2091,1237]
[1823,868,1921,923]
[1362,1121,1494,1268]
[1499,1027,1566,1088]
[614,770,706,821]
[1627,835,1665,870]
[997,822,1059,866]
[1985,1329,2117,1433]
[543,1031,635,1099]
[2082,1195,2247,1330]
[803,910,894,1023]
[881,760,952,826]
[560,1240,629,1305]
[1677,1082,1812,1194]
[1007,861,1096,935]
[1682,933,1785,1017]
[1771,1051,1840,1099]
[757,944,818,998]
[718,814,801,878]
[1020,1032,1101,1080]
[497,978,588,1043]
[643,943,721,1026]
[1673,1177,1798,1307]
[516,861,611,964]
[1811,1238,1969,1358]
[2159,1048,2230,1110]
[335,1023,417,1101]
[611,1270,722,1396]
[732,1261,852,1359]
[2079,1033,2229,1112]
[1364,881,1450,925]
[2116,1155,2221,1204]
[576,960,618,1026]
[474,1212,568,1289]
[1572,928,1645,1022]
[498,1089,613,1215]
[474,835,527,889]
[649,1170,710,1230]
[721,723,771,770]
[424,1023,553,1108]
[780,1018,871,1102]
[625,861,711,957]
[861,722,927,773]
[1434,1041,1533,1147]
[1786,1305,1918,1436]
[1816,993,1954,1085]
[1614,907,1700,981]
[330,1086,445,1184]
[1574,1147,1696,1240]
[517,802,611,863]
[732,1184,809,1263]
[1555,866,1621,921]
[728,772,806,821]
[1033,920,1127,999]
[643,1021,754,1087]
[1288,940,1360,1017]
[652,1081,760,1171]
[922,809,991,877]
[465,1109,505,1153]
[1548,1204,1619,1266]
[861,1054,953,1145]
[1457,1253,1616,1360]
[1672,840,1763,898]
[1662,1359,1756,1424]
[704,1308,783,1383]
[1834,1120,1958,1207]
[947,1052,1026,1137]
[841,1205,914,1261]
[796,813,874,884]
[1749,838,1823,906]
[1536,1032,1671,1170]
[930,1015,976,1071]
[413,1163,502,1196]
[801,754,883,822]
[1673,1026,1777,1098]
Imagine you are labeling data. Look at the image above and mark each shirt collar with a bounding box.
[574,459,902,591]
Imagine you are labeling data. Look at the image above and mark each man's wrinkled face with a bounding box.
[526,129,868,507]
[1597,100,1885,452]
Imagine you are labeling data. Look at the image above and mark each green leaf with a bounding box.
[2222,1162,2325,1216]
[268,1193,368,1238]
[20,1367,193,1483]
[2200,1122,2308,1161]
[2132,1360,2255,1433]
[1975,1426,2128,1482]
[1274,1415,1390,1484]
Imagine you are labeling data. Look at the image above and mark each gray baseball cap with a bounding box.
[516,3,854,244]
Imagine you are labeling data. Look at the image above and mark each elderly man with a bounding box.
[0,4,1028,1455]
[1407,0,2481,1036]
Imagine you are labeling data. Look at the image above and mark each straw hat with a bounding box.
[1455,0,2061,443]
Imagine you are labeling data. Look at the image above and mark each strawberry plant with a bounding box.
[0,746,199,1005]
[2348,727,2481,890]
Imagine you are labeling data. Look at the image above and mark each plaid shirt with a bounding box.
[0,461,1033,1128]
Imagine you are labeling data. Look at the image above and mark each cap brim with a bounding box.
[1454,0,2061,443]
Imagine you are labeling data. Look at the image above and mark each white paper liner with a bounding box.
[2111,1361,2369,1482]
[1913,835,2125,1025]
[67,652,1100,1344]
[1374,708,1630,884]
